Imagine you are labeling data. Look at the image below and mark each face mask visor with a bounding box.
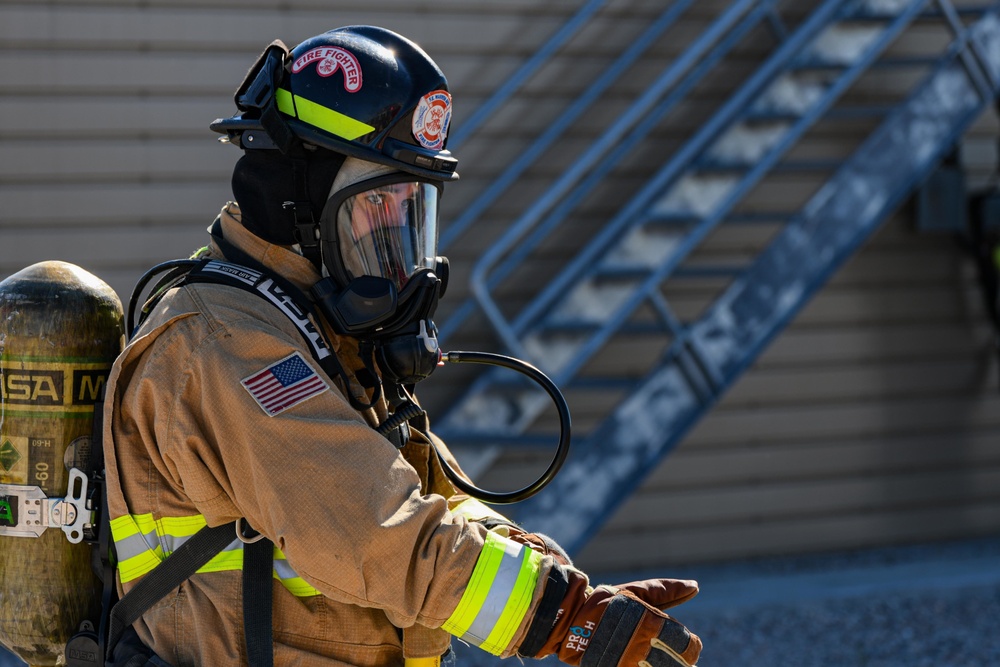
[323,174,441,291]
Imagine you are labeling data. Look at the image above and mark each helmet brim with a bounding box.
[210,114,460,183]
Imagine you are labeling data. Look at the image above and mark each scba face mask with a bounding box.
[311,172,449,385]
[331,175,440,291]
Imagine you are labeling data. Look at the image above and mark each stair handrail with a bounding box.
[440,0,775,345]
[471,0,922,380]
[510,5,1000,550]
[441,0,700,251]
[444,0,609,153]
[515,0,934,387]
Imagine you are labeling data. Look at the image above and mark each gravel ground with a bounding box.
[3,535,998,667]
[593,535,1000,667]
[681,584,1000,666]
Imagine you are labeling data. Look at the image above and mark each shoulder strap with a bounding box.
[128,259,203,336]
[181,257,382,410]
[242,534,275,667]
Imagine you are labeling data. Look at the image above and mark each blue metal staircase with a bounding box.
[434,0,1000,555]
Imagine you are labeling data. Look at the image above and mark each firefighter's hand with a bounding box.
[534,574,702,666]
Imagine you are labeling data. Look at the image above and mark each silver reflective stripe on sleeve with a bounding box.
[442,531,543,655]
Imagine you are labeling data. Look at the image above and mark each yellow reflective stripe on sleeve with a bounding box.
[441,532,543,656]
[480,546,542,654]
[275,88,375,141]
[442,533,504,638]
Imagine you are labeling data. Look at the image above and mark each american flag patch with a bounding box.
[241,353,328,416]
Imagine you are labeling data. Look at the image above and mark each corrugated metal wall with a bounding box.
[0,0,580,299]
[2,0,998,570]
[575,204,1000,570]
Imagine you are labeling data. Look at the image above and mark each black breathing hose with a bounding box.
[131,261,569,504]
[430,350,572,504]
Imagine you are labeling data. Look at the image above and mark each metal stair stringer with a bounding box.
[507,9,1000,555]
[434,0,934,477]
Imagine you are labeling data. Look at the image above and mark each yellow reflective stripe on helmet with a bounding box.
[275,88,375,141]
[442,531,543,656]
[110,513,321,596]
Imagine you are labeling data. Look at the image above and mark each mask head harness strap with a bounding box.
[284,157,323,268]
[233,39,333,269]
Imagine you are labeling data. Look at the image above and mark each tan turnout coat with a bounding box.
[103,204,549,666]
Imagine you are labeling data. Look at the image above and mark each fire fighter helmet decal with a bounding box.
[412,89,452,150]
[291,46,363,92]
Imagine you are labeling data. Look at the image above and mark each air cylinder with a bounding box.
[0,261,124,666]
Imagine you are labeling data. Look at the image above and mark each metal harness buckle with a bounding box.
[0,467,91,544]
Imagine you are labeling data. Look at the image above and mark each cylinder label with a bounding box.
[0,361,110,414]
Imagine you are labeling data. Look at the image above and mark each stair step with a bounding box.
[591,265,655,280]
[675,263,748,277]
[827,104,894,118]
[841,7,910,22]
[691,159,754,173]
[536,320,672,336]
[787,58,851,72]
[695,157,843,173]
[874,55,943,68]
[590,262,748,280]
[725,211,797,224]
[645,211,701,225]
[566,376,640,391]
[645,210,797,226]
[774,158,844,172]
[742,109,803,122]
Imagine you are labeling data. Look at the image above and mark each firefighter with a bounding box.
[102,26,702,667]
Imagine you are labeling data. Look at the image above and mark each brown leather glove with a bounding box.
[519,568,702,666]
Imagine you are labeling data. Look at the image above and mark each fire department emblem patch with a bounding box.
[412,90,452,150]
[291,46,363,92]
